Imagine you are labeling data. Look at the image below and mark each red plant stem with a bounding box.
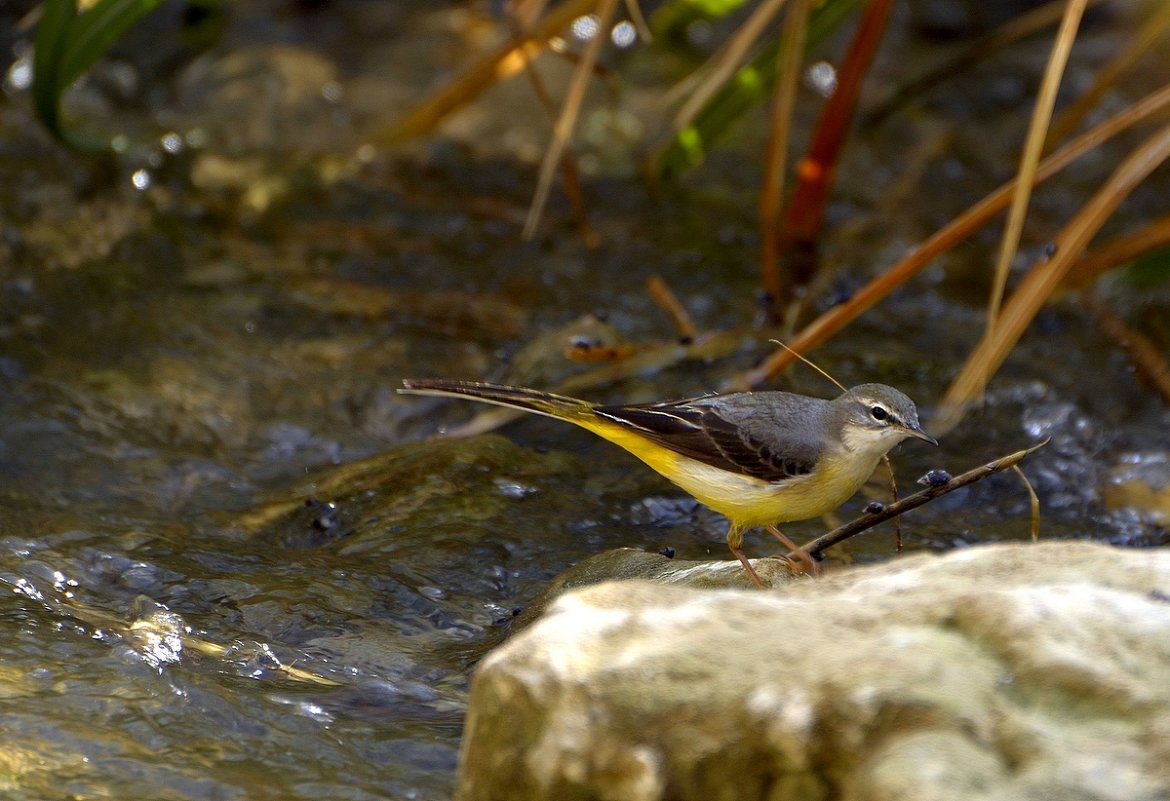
[775,0,894,294]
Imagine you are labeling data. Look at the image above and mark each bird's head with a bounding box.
[833,383,937,456]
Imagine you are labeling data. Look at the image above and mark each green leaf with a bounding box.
[31,0,76,136]
[1121,246,1170,289]
[652,0,865,179]
[33,0,165,148]
[676,0,752,17]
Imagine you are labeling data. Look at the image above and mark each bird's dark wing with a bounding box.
[593,393,824,483]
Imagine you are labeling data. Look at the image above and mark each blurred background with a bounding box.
[0,1,1167,798]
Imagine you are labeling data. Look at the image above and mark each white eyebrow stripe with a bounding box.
[594,408,703,433]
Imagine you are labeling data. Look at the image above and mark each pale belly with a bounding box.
[659,451,883,529]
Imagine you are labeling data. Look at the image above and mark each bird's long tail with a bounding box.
[399,379,596,422]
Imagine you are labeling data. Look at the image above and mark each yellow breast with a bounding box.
[576,418,883,530]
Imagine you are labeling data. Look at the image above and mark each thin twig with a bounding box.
[800,440,1048,559]
[512,11,600,248]
[623,0,652,43]
[646,274,699,341]
[768,338,845,391]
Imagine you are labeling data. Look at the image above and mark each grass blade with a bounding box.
[60,0,164,89]
[522,0,617,239]
[31,0,76,137]
[33,0,164,147]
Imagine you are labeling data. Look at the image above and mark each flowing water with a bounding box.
[1,3,1167,799]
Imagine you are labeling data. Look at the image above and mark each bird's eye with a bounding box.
[870,405,889,421]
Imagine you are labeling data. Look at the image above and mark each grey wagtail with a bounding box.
[399,379,936,587]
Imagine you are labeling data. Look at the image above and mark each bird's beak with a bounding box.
[904,422,938,446]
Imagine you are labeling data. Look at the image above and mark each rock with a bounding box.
[512,548,800,632]
[176,45,344,155]
[1104,452,1170,528]
[457,541,1170,801]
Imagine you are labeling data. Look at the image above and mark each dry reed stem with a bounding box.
[1064,210,1170,288]
[387,0,598,142]
[514,17,599,248]
[986,0,1087,330]
[759,0,811,316]
[670,0,791,139]
[865,0,1104,125]
[623,0,652,43]
[523,0,617,239]
[935,121,1170,432]
[1047,1,1170,147]
[733,82,1170,391]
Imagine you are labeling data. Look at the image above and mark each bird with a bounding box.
[398,379,936,587]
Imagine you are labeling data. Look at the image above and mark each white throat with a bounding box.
[839,423,905,458]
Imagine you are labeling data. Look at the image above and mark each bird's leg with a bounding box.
[727,525,766,589]
[764,525,820,576]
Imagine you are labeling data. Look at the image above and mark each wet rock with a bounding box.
[240,434,580,555]
[21,197,150,270]
[176,44,344,155]
[512,547,800,631]
[1104,452,1170,527]
[457,541,1170,801]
